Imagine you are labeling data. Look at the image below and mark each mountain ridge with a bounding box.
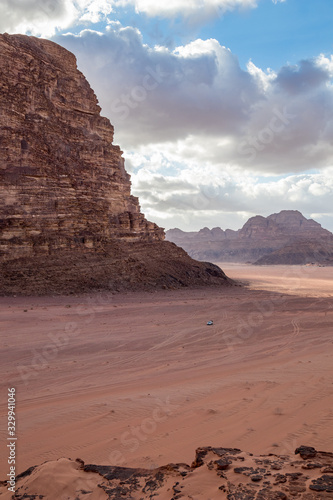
[166,210,333,265]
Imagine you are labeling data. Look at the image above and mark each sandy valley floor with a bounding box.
[1,264,333,478]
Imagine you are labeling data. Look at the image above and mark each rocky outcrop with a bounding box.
[166,211,333,264]
[0,33,163,263]
[0,34,232,293]
[2,445,333,499]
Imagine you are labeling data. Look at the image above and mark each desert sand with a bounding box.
[1,265,333,497]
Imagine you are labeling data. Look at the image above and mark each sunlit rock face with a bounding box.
[0,33,163,263]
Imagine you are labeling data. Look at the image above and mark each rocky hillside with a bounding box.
[166,211,333,265]
[0,34,232,294]
[1,445,333,499]
[254,239,333,266]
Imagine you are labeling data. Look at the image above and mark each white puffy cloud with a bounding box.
[0,0,76,37]
[55,27,333,176]
[0,0,285,36]
[79,0,113,23]
[316,54,333,79]
[246,60,276,92]
[0,0,113,37]
[112,0,258,19]
[56,28,260,142]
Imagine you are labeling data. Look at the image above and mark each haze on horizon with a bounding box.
[2,0,333,232]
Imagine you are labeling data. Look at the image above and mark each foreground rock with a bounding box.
[2,445,333,499]
[166,210,333,265]
[0,34,231,294]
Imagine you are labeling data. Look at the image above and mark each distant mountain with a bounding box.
[166,210,333,265]
[254,239,333,265]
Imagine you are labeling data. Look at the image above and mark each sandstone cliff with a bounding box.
[0,34,232,294]
[0,33,163,261]
[166,210,333,265]
[1,445,333,499]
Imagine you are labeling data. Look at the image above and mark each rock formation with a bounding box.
[254,239,333,266]
[166,210,333,265]
[2,445,333,499]
[0,34,232,294]
[0,33,162,260]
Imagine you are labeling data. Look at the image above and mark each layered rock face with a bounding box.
[166,210,333,264]
[239,211,330,240]
[0,33,164,263]
[0,34,232,293]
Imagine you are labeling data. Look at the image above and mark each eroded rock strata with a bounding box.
[166,211,333,265]
[0,34,231,293]
[2,446,333,499]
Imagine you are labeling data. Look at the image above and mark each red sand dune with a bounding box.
[1,265,333,498]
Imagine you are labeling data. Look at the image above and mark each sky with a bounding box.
[2,0,333,232]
